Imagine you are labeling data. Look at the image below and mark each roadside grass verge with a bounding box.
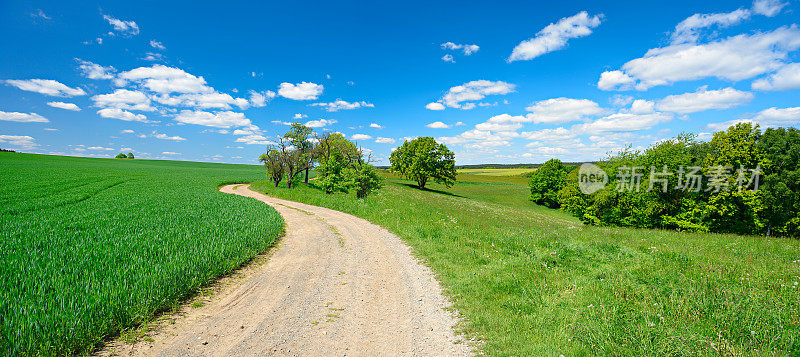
[251,175,800,355]
[0,153,283,356]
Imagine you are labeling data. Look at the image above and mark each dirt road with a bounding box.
[102,184,472,356]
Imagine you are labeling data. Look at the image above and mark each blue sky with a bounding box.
[1,0,798,165]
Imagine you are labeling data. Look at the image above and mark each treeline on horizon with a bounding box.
[529,123,800,238]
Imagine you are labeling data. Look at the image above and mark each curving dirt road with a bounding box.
[102,184,473,356]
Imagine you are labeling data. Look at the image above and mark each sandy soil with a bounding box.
[100,184,473,356]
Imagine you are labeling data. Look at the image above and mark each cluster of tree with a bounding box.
[259,123,382,198]
[0,148,16,153]
[114,152,135,159]
[531,123,800,237]
[389,137,456,189]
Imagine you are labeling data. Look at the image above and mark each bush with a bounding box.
[528,159,569,208]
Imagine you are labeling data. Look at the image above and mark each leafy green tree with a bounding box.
[389,137,456,189]
[115,153,127,159]
[126,152,135,159]
[529,159,569,208]
[757,127,800,237]
[347,161,383,198]
[259,147,285,187]
[284,123,315,183]
[316,151,351,194]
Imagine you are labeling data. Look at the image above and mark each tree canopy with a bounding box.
[389,137,456,189]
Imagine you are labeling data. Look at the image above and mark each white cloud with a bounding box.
[97,108,150,123]
[630,99,655,114]
[441,42,480,55]
[375,137,395,144]
[174,110,251,128]
[671,1,787,44]
[0,134,36,148]
[442,54,455,63]
[0,111,49,123]
[305,119,337,128]
[118,65,212,94]
[351,134,372,140]
[508,11,603,62]
[599,26,800,90]
[5,79,86,97]
[142,53,163,62]
[278,82,323,100]
[752,0,788,16]
[434,80,516,109]
[150,40,166,50]
[162,151,181,155]
[426,121,451,129]
[76,59,116,80]
[524,97,604,124]
[153,132,186,141]
[47,102,81,111]
[745,106,800,127]
[475,121,523,132]
[425,102,445,110]
[572,111,673,134]
[92,89,154,111]
[121,129,134,134]
[656,87,753,113]
[369,123,382,129]
[87,146,114,151]
[293,113,307,119]
[103,15,139,35]
[597,70,635,91]
[752,63,800,90]
[310,99,374,112]
[521,127,576,141]
[235,134,276,145]
[249,90,276,107]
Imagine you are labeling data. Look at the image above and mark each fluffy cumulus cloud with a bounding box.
[118,65,213,94]
[655,87,753,114]
[599,26,800,90]
[235,134,276,146]
[0,134,37,148]
[508,11,603,62]
[152,132,186,141]
[310,99,374,112]
[5,79,86,97]
[97,108,150,123]
[442,54,455,63]
[708,106,800,130]
[425,102,445,111]
[305,119,337,128]
[430,80,515,110]
[752,63,800,90]
[249,90,276,107]
[103,15,139,35]
[524,98,605,124]
[0,111,49,123]
[76,59,116,80]
[278,82,324,100]
[671,0,787,44]
[47,101,81,111]
[174,110,251,128]
[369,123,382,129]
[572,111,672,134]
[426,121,452,129]
[351,134,372,140]
[375,137,395,144]
[441,42,480,55]
[92,89,154,111]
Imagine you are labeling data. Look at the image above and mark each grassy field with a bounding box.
[458,167,535,177]
[251,173,800,355]
[0,153,283,356]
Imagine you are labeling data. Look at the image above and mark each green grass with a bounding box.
[0,152,283,356]
[251,175,800,356]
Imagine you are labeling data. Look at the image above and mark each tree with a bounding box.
[115,153,127,159]
[529,159,569,208]
[316,151,351,194]
[277,136,307,189]
[389,137,456,189]
[756,127,800,237]
[127,152,135,159]
[259,147,285,187]
[348,161,382,198]
[284,123,315,183]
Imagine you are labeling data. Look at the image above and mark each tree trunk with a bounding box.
[417,177,427,189]
[305,168,309,183]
